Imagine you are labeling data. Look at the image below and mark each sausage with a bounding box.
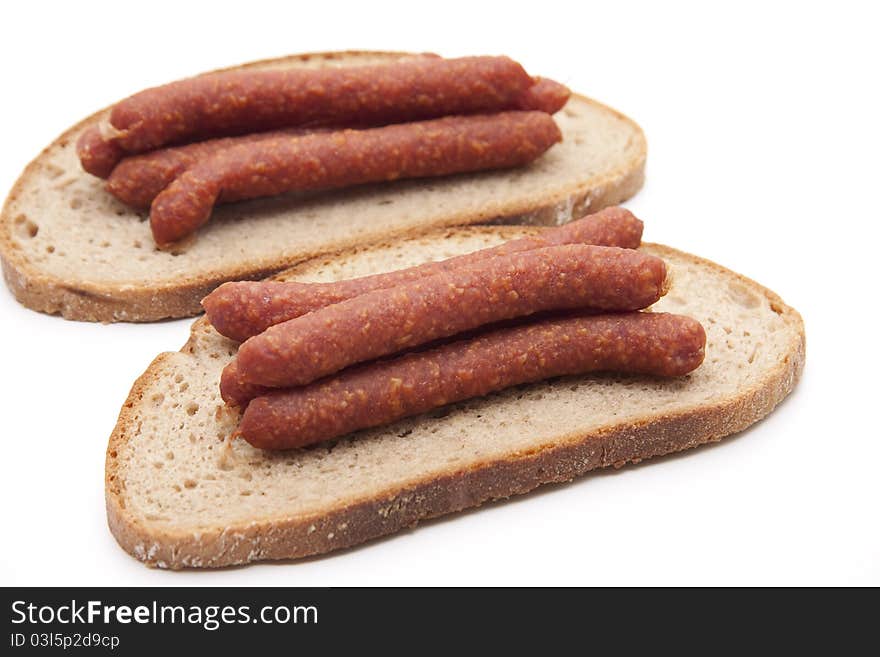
[517,77,571,114]
[77,126,126,179]
[236,312,707,450]
[96,56,534,156]
[219,311,599,407]
[221,360,272,407]
[105,127,328,208]
[103,77,570,207]
[207,206,640,344]
[149,111,562,245]
[219,314,581,407]
[204,207,643,343]
[77,56,567,177]
[230,244,668,390]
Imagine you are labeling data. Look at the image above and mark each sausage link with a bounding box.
[105,127,325,208]
[221,360,271,407]
[517,77,571,114]
[231,244,668,389]
[149,112,562,245]
[220,314,590,407]
[103,78,569,206]
[76,126,126,179]
[107,56,534,154]
[237,312,707,450]
[204,207,643,343]
[78,57,566,177]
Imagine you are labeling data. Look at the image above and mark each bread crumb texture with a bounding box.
[106,228,804,567]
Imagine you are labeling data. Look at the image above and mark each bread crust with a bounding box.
[0,51,646,323]
[104,237,805,569]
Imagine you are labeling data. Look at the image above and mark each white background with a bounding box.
[1,1,878,586]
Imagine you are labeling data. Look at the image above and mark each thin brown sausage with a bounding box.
[105,127,326,208]
[105,56,535,154]
[77,127,126,179]
[220,361,271,407]
[103,77,569,205]
[219,315,592,407]
[517,77,571,114]
[204,207,643,343]
[103,76,569,207]
[78,57,566,178]
[237,312,707,450]
[230,244,668,390]
[149,112,562,245]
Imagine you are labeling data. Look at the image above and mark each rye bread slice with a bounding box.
[0,51,646,323]
[105,225,805,568]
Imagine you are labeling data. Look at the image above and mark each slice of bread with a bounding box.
[0,51,646,323]
[105,225,805,569]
